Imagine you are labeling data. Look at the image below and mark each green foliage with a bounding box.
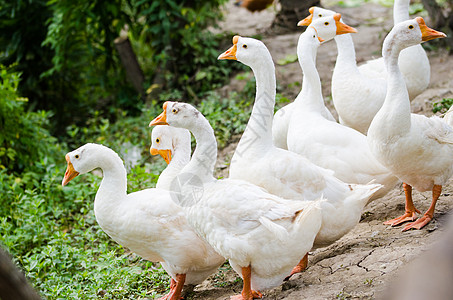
[42,0,139,130]
[0,66,62,173]
[129,0,239,97]
[0,0,240,135]
[0,0,54,107]
[277,54,298,66]
[408,2,425,15]
[0,162,170,299]
[198,75,256,147]
[432,98,453,114]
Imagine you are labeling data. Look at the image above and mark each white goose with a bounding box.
[299,2,430,134]
[285,24,399,199]
[367,17,449,231]
[150,101,323,299]
[150,125,191,190]
[61,143,225,300]
[218,32,383,277]
[272,15,343,149]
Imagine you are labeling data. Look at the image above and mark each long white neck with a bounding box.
[92,147,128,219]
[180,116,217,183]
[295,33,326,113]
[334,34,358,69]
[238,54,276,152]
[394,0,410,24]
[372,34,411,135]
[157,135,191,190]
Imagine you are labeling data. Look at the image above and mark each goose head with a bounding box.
[298,6,336,27]
[62,143,113,186]
[149,101,203,132]
[150,125,174,164]
[306,14,357,42]
[150,125,191,164]
[382,17,445,57]
[301,26,324,49]
[217,35,272,68]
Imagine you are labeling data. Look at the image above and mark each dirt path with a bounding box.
[188,1,453,299]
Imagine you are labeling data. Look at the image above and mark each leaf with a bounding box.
[277,54,298,66]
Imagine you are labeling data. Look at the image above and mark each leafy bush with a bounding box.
[132,0,242,97]
[0,65,62,173]
[0,0,241,135]
[0,0,54,109]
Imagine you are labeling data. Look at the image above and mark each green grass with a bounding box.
[432,98,453,114]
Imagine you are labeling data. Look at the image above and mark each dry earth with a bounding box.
[179,1,453,299]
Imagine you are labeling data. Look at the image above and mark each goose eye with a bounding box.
[324,22,329,26]
[313,35,316,38]
[318,14,322,17]
[172,108,178,114]
[242,44,248,49]
[156,138,160,143]
[408,25,414,29]
[75,154,79,159]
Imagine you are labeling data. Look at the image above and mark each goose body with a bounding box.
[62,143,224,299]
[150,101,323,298]
[285,24,399,200]
[299,2,430,134]
[367,17,450,231]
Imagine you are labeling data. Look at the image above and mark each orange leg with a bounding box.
[384,183,420,226]
[402,185,441,231]
[230,266,262,300]
[158,274,186,300]
[284,253,308,281]
[156,278,176,300]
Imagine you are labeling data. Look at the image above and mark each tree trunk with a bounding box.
[265,0,321,35]
[114,35,145,96]
[0,247,41,300]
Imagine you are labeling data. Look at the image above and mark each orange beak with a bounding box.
[297,7,314,26]
[62,154,79,186]
[334,13,357,35]
[149,102,169,126]
[417,17,446,42]
[150,148,172,164]
[218,36,239,60]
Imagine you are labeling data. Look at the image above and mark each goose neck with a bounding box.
[241,57,276,148]
[393,0,410,24]
[181,117,217,182]
[93,149,128,215]
[171,134,191,168]
[335,34,357,65]
[157,143,190,189]
[295,36,325,112]
[376,41,411,132]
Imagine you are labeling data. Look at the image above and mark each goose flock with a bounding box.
[61,1,452,299]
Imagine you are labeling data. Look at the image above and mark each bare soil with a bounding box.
[186,1,453,299]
